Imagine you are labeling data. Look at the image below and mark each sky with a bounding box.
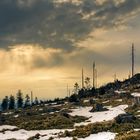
[0,0,140,100]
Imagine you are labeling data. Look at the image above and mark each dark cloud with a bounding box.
[0,0,140,52]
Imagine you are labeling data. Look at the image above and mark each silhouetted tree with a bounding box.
[34,97,39,105]
[85,77,91,89]
[69,94,79,102]
[16,90,23,108]
[91,87,96,96]
[40,100,44,104]
[78,88,85,98]
[9,95,15,110]
[98,87,106,95]
[24,94,30,108]
[1,96,9,111]
[73,82,79,94]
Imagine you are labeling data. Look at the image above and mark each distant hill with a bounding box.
[99,73,140,93]
[124,73,140,85]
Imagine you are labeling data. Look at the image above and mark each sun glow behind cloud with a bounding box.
[0,45,66,99]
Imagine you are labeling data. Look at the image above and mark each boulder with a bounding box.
[115,113,136,123]
[90,103,108,112]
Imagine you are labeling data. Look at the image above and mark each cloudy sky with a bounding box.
[0,0,140,99]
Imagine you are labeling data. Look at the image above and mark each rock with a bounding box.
[90,103,108,112]
[115,113,136,123]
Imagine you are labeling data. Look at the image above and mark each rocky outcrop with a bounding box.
[115,113,136,123]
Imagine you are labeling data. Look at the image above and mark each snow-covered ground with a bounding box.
[14,114,19,118]
[69,105,128,126]
[131,92,140,97]
[54,132,116,140]
[103,100,109,103]
[134,129,140,131]
[0,104,128,140]
[115,99,122,102]
[2,112,13,115]
[52,104,63,107]
[115,90,127,94]
[0,125,17,131]
[83,99,89,103]
[79,132,116,140]
[0,127,116,140]
[0,128,73,140]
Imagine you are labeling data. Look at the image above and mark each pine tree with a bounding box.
[9,95,15,110]
[34,97,39,105]
[17,90,23,108]
[85,77,91,90]
[73,82,79,94]
[69,83,79,102]
[1,96,9,111]
[69,94,79,102]
[24,94,30,108]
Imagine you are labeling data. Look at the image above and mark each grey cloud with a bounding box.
[0,0,140,51]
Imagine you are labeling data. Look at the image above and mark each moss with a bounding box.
[62,121,114,138]
[61,119,140,138]
[115,131,140,140]
[27,133,40,140]
[72,137,78,140]
[48,137,54,140]
[7,139,17,140]
[1,109,87,130]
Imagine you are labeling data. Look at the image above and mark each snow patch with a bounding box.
[134,129,140,131]
[69,105,128,126]
[52,104,62,107]
[14,115,19,118]
[103,100,109,103]
[0,129,115,140]
[83,99,89,103]
[0,128,73,140]
[79,132,116,140]
[53,132,116,140]
[115,99,122,102]
[131,93,140,97]
[0,125,17,131]
[115,90,127,94]
[2,112,13,115]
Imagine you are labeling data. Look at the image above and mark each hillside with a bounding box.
[99,73,140,93]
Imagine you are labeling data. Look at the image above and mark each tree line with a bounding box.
[1,90,39,111]
[69,76,123,103]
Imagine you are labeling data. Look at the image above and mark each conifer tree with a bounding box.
[17,90,23,108]
[73,82,79,94]
[9,95,15,110]
[85,77,91,89]
[34,97,39,105]
[1,96,9,111]
[24,94,30,107]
